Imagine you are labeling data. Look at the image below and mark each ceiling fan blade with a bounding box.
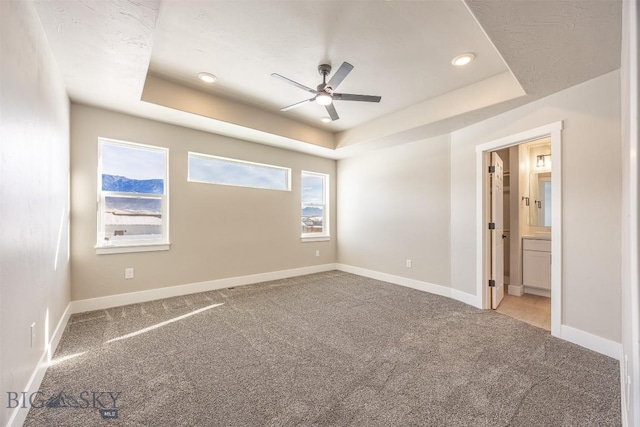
[271,73,316,94]
[333,93,381,103]
[281,98,314,111]
[325,103,339,121]
[327,62,354,90]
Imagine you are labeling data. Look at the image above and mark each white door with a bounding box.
[490,152,505,309]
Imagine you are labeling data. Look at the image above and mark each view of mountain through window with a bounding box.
[188,152,290,191]
[301,172,328,237]
[98,140,168,247]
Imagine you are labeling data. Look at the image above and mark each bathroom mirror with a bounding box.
[529,172,552,227]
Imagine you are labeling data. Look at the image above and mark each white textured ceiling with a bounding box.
[149,0,508,131]
[32,0,622,158]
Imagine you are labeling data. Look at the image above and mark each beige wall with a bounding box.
[451,70,622,342]
[0,1,71,425]
[70,104,336,301]
[337,134,451,287]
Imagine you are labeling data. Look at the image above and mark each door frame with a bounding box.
[475,121,563,337]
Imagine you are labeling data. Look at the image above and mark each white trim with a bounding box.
[451,289,482,307]
[71,264,337,313]
[336,264,481,308]
[621,1,639,425]
[524,287,550,298]
[301,170,330,239]
[300,236,331,242]
[622,347,630,427]
[7,303,72,427]
[549,128,562,337]
[560,325,621,360]
[475,122,563,338]
[476,150,487,308]
[508,284,524,296]
[474,122,563,153]
[97,138,170,249]
[96,243,170,255]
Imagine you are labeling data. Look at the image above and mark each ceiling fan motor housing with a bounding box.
[317,64,332,76]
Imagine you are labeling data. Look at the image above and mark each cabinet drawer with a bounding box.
[523,239,551,252]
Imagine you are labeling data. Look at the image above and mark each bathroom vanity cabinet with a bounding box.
[522,238,551,291]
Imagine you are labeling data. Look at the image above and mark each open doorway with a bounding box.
[490,140,552,330]
[475,122,563,338]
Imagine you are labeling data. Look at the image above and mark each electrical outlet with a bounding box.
[125,268,134,279]
[30,323,36,348]
[406,260,412,268]
[316,250,320,257]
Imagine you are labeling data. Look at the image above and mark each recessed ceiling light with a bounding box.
[197,72,217,83]
[321,117,332,123]
[451,53,476,67]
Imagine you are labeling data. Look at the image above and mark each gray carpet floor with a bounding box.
[24,271,620,426]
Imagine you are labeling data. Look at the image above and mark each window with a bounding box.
[97,138,169,254]
[188,152,291,191]
[301,171,329,241]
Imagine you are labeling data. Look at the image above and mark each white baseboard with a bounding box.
[620,349,629,427]
[7,302,72,427]
[335,265,621,360]
[451,289,482,308]
[508,284,524,296]
[71,264,337,314]
[335,264,481,308]
[560,325,621,359]
[524,286,551,298]
[10,266,619,427]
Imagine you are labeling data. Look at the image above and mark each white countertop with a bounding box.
[522,235,551,241]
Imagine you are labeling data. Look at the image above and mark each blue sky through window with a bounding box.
[101,142,165,180]
[302,174,324,204]
[188,153,289,191]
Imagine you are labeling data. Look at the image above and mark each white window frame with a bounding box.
[187,152,291,192]
[301,171,330,242]
[96,138,170,255]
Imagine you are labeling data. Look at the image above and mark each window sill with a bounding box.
[301,236,331,243]
[95,243,170,255]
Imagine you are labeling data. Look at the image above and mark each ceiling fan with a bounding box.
[271,62,381,121]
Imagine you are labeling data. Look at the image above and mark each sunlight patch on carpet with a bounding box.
[106,303,224,343]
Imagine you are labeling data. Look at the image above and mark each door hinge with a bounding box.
[488,222,495,230]
[488,165,496,173]
[488,279,496,287]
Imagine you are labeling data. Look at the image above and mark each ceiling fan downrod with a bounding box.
[317,64,332,92]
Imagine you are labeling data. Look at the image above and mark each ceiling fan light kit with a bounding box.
[315,92,333,106]
[272,62,382,122]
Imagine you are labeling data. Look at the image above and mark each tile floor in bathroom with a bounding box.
[496,292,551,331]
